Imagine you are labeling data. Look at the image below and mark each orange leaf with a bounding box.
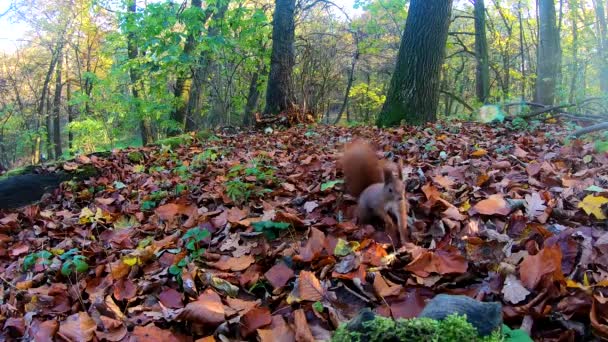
[240,307,272,337]
[519,245,564,290]
[373,273,402,298]
[58,312,96,342]
[177,289,225,326]
[298,271,324,302]
[471,149,488,157]
[264,262,295,289]
[472,194,511,215]
[294,309,314,342]
[210,255,255,272]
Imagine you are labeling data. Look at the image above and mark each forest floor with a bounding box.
[0,121,607,341]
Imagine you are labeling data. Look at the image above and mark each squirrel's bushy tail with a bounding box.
[340,139,383,198]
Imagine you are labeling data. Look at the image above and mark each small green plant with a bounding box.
[226,178,254,204]
[509,117,528,131]
[192,148,218,169]
[252,220,291,239]
[60,249,89,276]
[23,250,53,271]
[169,227,210,282]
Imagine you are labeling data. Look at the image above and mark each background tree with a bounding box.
[535,0,561,105]
[378,0,454,126]
[474,0,490,103]
[264,0,296,116]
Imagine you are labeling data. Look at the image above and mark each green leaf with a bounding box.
[23,253,37,270]
[72,256,89,273]
[586,185,607,193]
[321,179,343,191]
[252,220,291,239]
[169,264,182,275]
[334,238,359,257]
[313,301,324,313]
[141,200,157,211]
[114,181,127,189]
[61,261,74,276]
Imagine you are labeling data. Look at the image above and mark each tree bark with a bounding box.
[243,69,264,126]
[126,1,152,145]
[184,0,228,132]
[474,0,490,103]
[535,0,561,105]
[377,0,453,126]
[518,0,526,98]
[53,49,63,159]
[595,0,608,93]
[568,0,579,103]
[38,41,64,162]
[334,33,360,124]
[264,0,296,116]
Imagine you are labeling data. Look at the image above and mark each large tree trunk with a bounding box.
[39,41,64,162]
[535,0,561,105]
[474,0,490,103]
[377,0,453,126]
[184,1,228,132]
[53,49,63,159]
[263,0,296,116]
[595,0,608,93]
[126,1,152,145]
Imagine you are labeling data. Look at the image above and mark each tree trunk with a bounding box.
[474,0,490,103]
[46,89,53,160]
[264,0,296,116]
[518,0,526,98]
[126,1,152,145]
[185,1,228,132]
[243,70,263,126]
[377,0,453,126]
[568,0,579,103]
[535,0,561,105]
[595,0,608,93]
[334,34,360,124]
[38,41,63,162]
[53,49,63,159]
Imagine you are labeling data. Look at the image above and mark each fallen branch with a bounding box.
[440,90,474,112]
[572,122,608,137]
[522,103,572,119]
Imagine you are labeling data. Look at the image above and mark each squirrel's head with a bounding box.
[382,159,405,202]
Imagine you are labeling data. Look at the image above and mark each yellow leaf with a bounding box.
[566,278,582,289]
[122,256,138,267]
[471,149,488,158]
[79,207,95,224]
[583,272,590,287]
[460,199,471,212]
[577,195,608,220]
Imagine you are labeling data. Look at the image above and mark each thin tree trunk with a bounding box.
[334,35,359,124]
[53,49,64,159]
[595,0,608,92]
[518,0,526,98]
[569,1,579,103]
[243,70,263,126]
[46,89,53,160]
[474,0,490,103]
[535,0,561,105]
[38,41,64,162]
[264,0,296,116]
[378,0,454,126]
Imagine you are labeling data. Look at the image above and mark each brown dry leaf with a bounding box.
[132,324,186,342]
[29,319,59,342]
[177,289,225,326]
[155,202,197,221]
[298,270,324,302]
[226,206,248,223]
[275,211,305,227]
[590,294,608,339]
[210,255,255,272]
[294,309,315,342]
[259,315,296,342]
[373,272,402,298]
[472,194,511,216]
[265,262,295,289]
[113,278,136,301]
[58,312,96,342]
[225,297,260,316]
[296,227,325,262]
[519,245,564,290]
[433,175,455,189]
[158,287,184,309]
[405,246,467,277]
[471,149,488,157]
[240,306,272,337]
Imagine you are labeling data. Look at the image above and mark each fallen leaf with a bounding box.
[502,274,530,304]
[303,201,319,213]
[294,309,314,342]
[158,287,184,309]
[519,245,564,290]
[240,306,272,337]
[210,255,255,272]
[373,273,402,298]
[471,194,511,216]
[578,195,608,220]
[58,312,96,342]
[264,262,295,289]
[177,289,225,326]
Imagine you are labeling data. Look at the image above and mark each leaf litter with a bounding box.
[0,122,607,340]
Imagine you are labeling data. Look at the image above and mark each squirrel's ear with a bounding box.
[383,167,394,184]
[397,159,404,181]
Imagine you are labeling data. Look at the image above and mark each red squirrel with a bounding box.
[340,139,409,244]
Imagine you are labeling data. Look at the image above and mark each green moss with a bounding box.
[155,134,194,148]
[127,151,144,163]
[332,314,506,342]
[0,165,38,180]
